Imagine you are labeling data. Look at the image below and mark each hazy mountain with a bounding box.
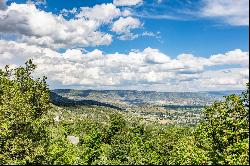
[52,89,244,107]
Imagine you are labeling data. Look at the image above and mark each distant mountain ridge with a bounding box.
[50,91,123,110]
[202,90,243,96]
[51,89,244,107]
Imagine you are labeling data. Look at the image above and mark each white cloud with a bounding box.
[112,16,142,40]
[201,0,249,26]
[143,47,171,64]
[198,68,249,88]
[117,33,139,40]
[27,0,47,6]
[209,49,249,67]
[122,9,132,17]
[60,8,77,17]
[76,3,121,24]
[177,53,212,72]
[35,0,46,5]
[0,2,144,47]
[113,0,143,6]
[0,3,113,49]
[112,17,141,33]
[0,39,248,91]
[142,31,159,37]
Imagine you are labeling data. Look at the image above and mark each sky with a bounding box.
[0,0,249,92]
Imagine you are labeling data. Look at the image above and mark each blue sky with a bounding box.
[7,0,249,56]
[0,0,249,91]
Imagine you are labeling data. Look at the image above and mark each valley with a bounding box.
[51,89,243,126]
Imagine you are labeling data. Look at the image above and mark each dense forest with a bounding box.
[0,60,249,165]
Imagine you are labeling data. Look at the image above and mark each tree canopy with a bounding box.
[0,60,50,164]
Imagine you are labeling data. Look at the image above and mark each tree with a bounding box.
[0,60,51,164]
[195,84,249,165]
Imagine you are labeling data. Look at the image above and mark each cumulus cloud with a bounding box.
[112,16,142,40]
[198,68,249,90]
[0,3,113,49]
[0,2,144,48]
[201,0,249,26]
[75,4,143,40]
[143,47,171,64]
[113,0,143,6]
[0,39,248,91]
[122,9,133,17]
[112,17,141,33]
[76,3,121,24]
[1,1,247,92]
[209,49,249,67]
[175,53,214,74]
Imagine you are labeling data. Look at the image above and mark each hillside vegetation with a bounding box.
[0,60,249,165]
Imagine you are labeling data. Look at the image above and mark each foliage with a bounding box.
[0,60,50,164]
[195,83,249,165]
[0,61,249,165]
